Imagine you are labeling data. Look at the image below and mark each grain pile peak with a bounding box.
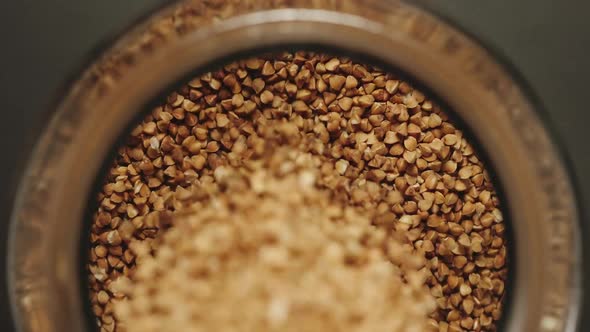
[111,146,434,332]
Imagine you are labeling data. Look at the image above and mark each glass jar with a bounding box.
[7,1,581,332]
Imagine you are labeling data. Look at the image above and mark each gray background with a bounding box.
[0,0,588,330]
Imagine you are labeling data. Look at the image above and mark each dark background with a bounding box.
[0,1,588,331]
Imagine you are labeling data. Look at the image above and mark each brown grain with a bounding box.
[88,51,508,332]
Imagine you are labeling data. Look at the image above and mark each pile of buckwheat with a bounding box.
[88,51,508,332]
[111,144,435,332]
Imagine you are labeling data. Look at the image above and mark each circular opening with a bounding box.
[82,49,512,332]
